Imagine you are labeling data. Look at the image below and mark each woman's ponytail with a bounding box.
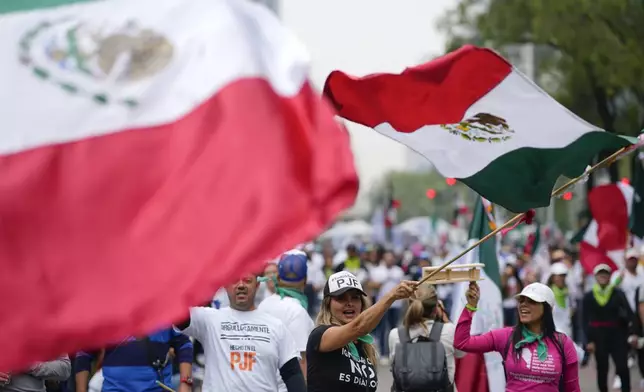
[402,283,439,330]
[403,298,425,329]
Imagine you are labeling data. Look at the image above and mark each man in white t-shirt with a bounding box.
[258,249,315,391]
[612,248,644,311]
[175,274,306,392]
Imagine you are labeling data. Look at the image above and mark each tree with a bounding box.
[439,0,644,183]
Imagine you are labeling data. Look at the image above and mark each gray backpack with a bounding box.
[392,322,452,392]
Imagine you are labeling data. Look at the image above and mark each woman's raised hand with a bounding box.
[466,281,480,308]
[388,280,417,301]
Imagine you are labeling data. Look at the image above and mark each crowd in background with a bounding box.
[242,238,644,390]
[6,235,644,392]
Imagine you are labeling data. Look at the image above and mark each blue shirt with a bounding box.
[75,328,192,392]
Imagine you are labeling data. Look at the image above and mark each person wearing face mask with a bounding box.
[306,271,415,392]
[175,274,305,392]
[455,282,580,391]
[582,264,638,392]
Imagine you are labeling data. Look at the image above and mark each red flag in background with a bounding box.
[385,182,399,229]
[578,183,633,274]
[0,0,357,371]
[454,353,489,392]
[588,183,631,249]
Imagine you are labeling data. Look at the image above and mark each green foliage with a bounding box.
[438,0,644,140]
[367,170,474,222]
[437,0,644,229]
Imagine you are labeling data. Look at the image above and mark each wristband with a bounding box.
[180,377,193,386]
[465,304,478,311]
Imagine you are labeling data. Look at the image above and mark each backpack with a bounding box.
[501,332,566,392]
[392,322,452,392]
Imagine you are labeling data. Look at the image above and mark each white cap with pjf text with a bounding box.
[323,271,367,297]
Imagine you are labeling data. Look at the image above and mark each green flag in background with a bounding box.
[468,197,501,287]
[451,196,506,391]
[631,152,644,238]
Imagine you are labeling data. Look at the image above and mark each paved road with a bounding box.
[376,359,643,391]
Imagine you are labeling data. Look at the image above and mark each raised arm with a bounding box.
[453,282,500,353]
[454,308,499,353]
[175,299,212,332]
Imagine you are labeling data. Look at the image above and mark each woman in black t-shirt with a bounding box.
[306,271,415,392]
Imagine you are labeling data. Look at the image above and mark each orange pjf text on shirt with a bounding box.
[229,351,257,371]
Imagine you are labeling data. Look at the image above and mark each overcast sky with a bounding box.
[280,0,456,206]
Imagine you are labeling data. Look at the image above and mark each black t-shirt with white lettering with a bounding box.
[306,325,378,392]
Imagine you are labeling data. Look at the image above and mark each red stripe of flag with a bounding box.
[323,45,512,132]
[0,79,358,371]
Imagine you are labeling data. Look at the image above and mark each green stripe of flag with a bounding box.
[631,152,644,238]
[0,0,96,14]
[469,197,501,287]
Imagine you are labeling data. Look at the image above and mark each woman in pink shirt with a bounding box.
[454,282,580,392]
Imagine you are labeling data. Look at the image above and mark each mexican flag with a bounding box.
[451,197,505,392]
[323,45,633,213]
[575,182,634,274]
[0,0,357,371]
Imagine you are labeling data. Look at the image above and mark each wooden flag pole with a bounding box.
[155,381,177,392]
[415,145,631,287]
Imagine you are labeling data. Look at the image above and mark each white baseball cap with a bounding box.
[549,262,569,276]
[593,263,612,275]
[516,282,555,309]
[323,271,366,297]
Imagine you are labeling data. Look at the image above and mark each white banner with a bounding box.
[450,240,506,392]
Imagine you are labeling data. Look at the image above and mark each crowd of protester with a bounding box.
[4,238,644,392]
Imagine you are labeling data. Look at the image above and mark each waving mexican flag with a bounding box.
[324,45,632,213]
[0,0,357,371]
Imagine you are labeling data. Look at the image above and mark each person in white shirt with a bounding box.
[388,283,465,391]
[547,262,574,337]
[303,244,326,316]
[175,274,305,392]
[258,249,315,391]
[612,248,644,312]
[370,250,405,358]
